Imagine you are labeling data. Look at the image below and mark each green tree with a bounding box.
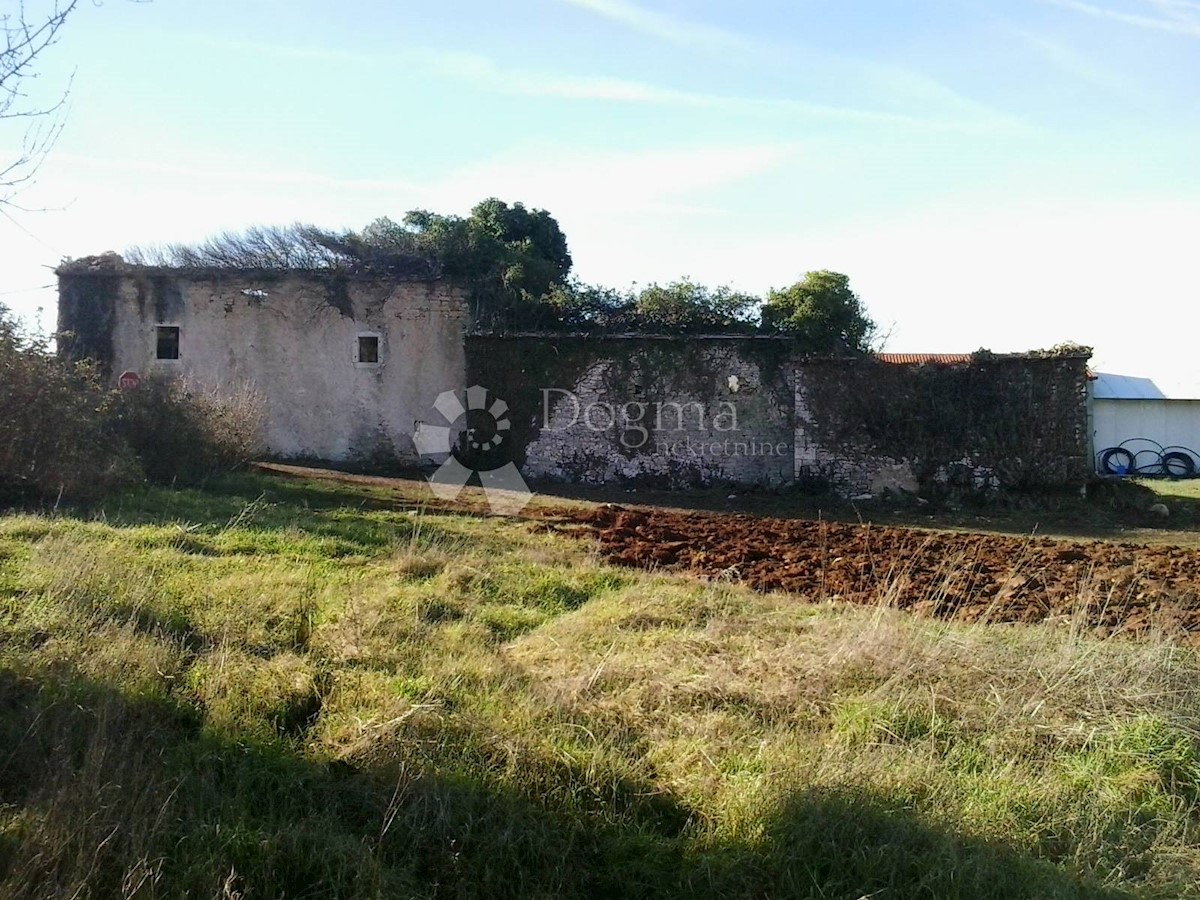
[543,279,634,331]
[760,270,877,354]
[393,199,572,329]
[632,279,759,333]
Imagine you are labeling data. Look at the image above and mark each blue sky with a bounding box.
[2,0,1198,388]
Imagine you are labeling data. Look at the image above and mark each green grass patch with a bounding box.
[1,473,1199,897]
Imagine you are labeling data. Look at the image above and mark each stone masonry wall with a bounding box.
[793,354,1093,496]
[470,336,1092,495]
[468,335,795,488]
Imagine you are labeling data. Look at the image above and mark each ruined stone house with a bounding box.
[57,256,1094,496]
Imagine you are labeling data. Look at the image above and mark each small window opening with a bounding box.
[156,325,180,360]
[357,335,379,364]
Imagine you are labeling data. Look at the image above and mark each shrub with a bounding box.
[0,306,137,502]
[0,303,266,501]
[113,375,266,485]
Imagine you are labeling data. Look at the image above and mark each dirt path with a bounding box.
[574,505,1200,638]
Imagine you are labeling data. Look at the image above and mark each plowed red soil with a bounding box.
[255,464,1200,639]
[577,505,1200,638]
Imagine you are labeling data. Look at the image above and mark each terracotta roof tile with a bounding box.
[875,353,973,365]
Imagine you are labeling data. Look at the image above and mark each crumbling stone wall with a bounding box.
[56,257,1091,495]
[470,336,1092,495]
[468,335,795,488]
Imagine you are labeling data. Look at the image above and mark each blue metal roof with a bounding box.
[1092,373,1167,400]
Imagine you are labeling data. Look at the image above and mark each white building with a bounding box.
[1091,373,1200,477]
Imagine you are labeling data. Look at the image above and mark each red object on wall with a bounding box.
[118,371,141,390]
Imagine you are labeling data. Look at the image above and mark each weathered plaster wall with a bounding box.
[468,335,795,488]
[59,265,468,463]
[57,272,120,379]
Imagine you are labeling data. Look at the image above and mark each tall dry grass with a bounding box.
[113,375,266,486]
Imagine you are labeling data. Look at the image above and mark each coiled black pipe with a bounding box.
[1096,438,1199,477]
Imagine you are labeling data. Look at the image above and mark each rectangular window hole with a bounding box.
[358,335,379,364]
[156,325,180,360]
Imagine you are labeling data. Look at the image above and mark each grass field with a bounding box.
[3,473,1200,898]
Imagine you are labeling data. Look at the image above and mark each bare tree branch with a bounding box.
[123,223,441,278]
[1,0,79,206]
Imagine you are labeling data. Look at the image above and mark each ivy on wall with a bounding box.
[798,351,1092,490]
[470,336,1092,493]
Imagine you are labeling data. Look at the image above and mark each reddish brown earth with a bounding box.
[574,505,1200,638]
[256,464,1200,639]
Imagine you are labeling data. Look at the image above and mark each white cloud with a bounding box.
[1146,0,1200,22]
[1042,0,1200,37]
[180,31,1021,134]
[560,0,757,52]
[412,49,1023,134]
[187,34,361,63]
[557,0,1020,129]
[1003,27,1138,98]
[426,143,797,217]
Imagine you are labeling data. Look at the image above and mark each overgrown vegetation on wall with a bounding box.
[0,304,264,503]
[124,223,440,279]
[467,336,1091,495]
[55,269,119,378]
[122,199,878,350]
[799,347,1093,491]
